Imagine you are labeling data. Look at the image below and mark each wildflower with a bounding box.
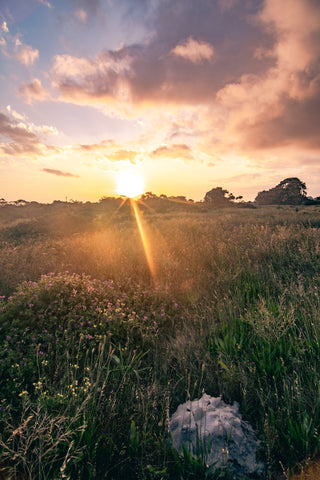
[19,391,29,397]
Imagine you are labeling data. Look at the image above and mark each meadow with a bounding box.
[1,198,320,479]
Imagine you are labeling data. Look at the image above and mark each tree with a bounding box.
[255,178,307,205]
[204,187,235,208]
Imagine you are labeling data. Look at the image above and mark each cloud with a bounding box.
[76,140,142,165]
[75,9,87,22]
[6,105,58,136]
[42,168,80,177]
[1,21,9,33]
[45,0,320,162]
[0,112,59,158]
[77,139,114,152]
[19,78,49,104]
[209,0,320,153]
[150,143,194,162]
[37,0,52,7]
[171,37,214,64]
[50,0,271,108]
[6,105,26,121]
[107,149,138,163]
[0,112,42,156]
[15,44,39,65]
[51,49,133,105]
[0,24,39,66]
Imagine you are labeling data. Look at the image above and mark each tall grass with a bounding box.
[1,203,320,478]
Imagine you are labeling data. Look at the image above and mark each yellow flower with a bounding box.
[19,391,29,397]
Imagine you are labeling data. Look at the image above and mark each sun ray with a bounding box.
[130,198,156,283]
[108,197,128,221]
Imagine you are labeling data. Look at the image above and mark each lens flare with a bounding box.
[130,199,156,282]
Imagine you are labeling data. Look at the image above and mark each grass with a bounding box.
[1,200,320,478]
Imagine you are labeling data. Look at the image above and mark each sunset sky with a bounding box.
[0,0,320,202]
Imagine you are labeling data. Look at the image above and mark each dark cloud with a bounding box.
[42,168,80,177]
[0,112,60,157]
[52,0,274,105]
[0,112,43,155]
[242,91,320,150]
[49,0,320,156]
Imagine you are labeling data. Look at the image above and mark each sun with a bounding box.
[115,170,145,198]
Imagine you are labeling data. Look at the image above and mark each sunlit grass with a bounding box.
[1,203,320,478]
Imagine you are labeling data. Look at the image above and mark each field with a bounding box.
[1,199,320,479]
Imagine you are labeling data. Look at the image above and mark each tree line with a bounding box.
[205,177,320,208]
[1,177,320,209]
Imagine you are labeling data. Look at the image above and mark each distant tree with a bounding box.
[204,187,235,208]
[255,178,307,205]
[141,192,157,200]
[14,199,28,206]
[169,195,187,202]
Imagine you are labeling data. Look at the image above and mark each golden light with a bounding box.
[130,199,156,283]
[116,170,145,198]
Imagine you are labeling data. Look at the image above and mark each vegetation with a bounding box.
[255,178,309,205]
[204,187,243,208]
[1,197,320,479]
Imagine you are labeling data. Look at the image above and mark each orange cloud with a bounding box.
[150,143,194,162]
[214,0,320,152]
[107,149,138,163]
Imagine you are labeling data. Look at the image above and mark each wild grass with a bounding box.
[1,202,320,478]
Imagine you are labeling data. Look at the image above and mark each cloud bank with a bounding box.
[45,0,320,159]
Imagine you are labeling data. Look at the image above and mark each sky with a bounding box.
[0,0,320,203]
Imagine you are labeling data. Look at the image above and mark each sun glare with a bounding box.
[116,171,145,198]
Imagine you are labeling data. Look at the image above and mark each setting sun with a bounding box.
[115,171,145,198]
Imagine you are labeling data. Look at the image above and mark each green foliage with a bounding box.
[1,205,320,478]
